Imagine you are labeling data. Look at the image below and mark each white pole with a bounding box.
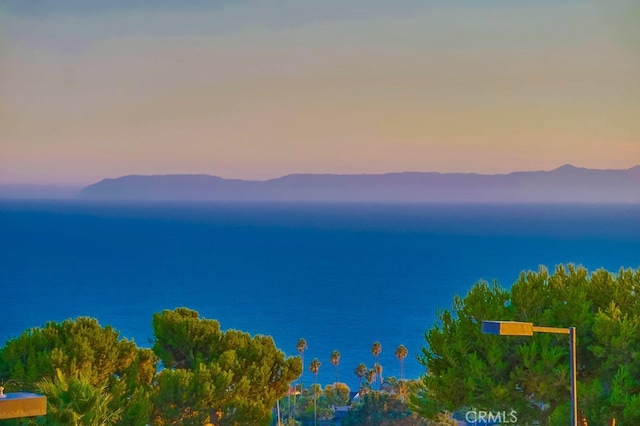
[276,399,281,426]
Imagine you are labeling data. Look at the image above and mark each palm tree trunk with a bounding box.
[314,377,318,426]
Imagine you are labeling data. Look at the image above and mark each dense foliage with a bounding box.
[0,317,156,424]
[151,307,302,425]
[274,378,436,426]
[412,264,640,426]
[0,308,300,425]
[4,265,640,425]
[342,391,430,426]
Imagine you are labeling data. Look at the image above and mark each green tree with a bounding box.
[343,391,429,426]
[411,265,640,426]
[324,382,351,407]
[309,358,321,426]
[152,307,301,425]
[0,317,156,424]
[582,300,640,424]
[330,350,341,385]
[395,344,408,381]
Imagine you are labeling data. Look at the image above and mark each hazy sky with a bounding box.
[1,0,639,184]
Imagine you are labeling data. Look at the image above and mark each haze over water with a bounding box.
[2,200,638,389]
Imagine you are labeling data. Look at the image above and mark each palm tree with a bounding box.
[296,338,308,381]
[292,338,307,421]
[309,358,321,426]
[374,362,383,390]
[395,344,408,381]
[330,350,340,385]
[371,341,382,388]
[397,378,410,402]
[354,363,367,390]
[365,368,376,392]
[37,369,122,425]
[371,341,382,364]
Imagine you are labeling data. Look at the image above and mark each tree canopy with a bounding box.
[343,389,430,426]
[0,316,156,424]
[151,307,302,425]
[0,309,300,425]
[411,264,640,426]
[4,265,640,425]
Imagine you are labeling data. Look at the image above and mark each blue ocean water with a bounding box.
[1,201,639,390]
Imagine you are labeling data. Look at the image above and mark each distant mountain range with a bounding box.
[69,165,640,203]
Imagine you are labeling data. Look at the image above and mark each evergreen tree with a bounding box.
[151,307,301,425]
[0,316,156,424]
[411,265,640,426]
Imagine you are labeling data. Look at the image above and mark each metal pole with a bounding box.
[570,327,578,426]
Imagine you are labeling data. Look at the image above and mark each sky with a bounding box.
[1,0,639,185]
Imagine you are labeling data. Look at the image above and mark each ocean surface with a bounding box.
[1,201,639,390]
